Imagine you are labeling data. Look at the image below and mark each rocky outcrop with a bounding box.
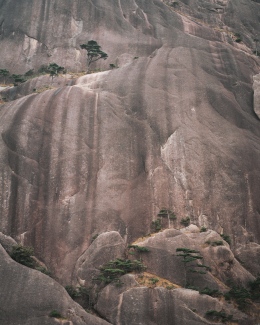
[131,227,254,289]
[0,231,17,253]
[95,274,253,325]
[0,0,259,323]
[0,243,111,325]
[75,231,126,287]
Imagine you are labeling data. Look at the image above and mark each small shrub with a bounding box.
[109,63,118,69]
[128,245,150,253]
[158,208,168,216]
[234,33,242,42]
[65,285,80,299]
[94,258,146,285]
[169,212,176,220]
[170,1,179,7]
[133,56,139,59]
[10,245,35,268]
[166,285,174,290]
[199,287,221,297]
[49,310,62,318]
[212,240,224,246]
[12,74,26,86]
[205,240,224,246]
[151,219,162,232]
[224,285,251,310]
[180,217,190,227]
[249,276,260,301]
[200,226,207,232]
[205,310,233,323]
[35,266,51,276]
[24,69,34,76]
[186,285,199,291]
[91,234,99,242]
[158,209,176,220]
[220,234,231,245]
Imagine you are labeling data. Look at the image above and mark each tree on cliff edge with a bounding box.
[80,40,108,73]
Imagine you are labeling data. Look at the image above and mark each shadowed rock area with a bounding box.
[0,0,260,323]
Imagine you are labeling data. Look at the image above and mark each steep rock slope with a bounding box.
[0,0,260,324]
[0,240,111,325]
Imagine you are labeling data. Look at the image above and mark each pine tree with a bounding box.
[80,40,108,73]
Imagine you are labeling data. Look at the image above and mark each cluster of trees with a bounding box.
[0,63,66,86]
[0,40,108,87]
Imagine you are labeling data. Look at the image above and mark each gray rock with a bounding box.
[235,242,260,276]
[0,232,17,253]
[132,228,254,288]
[0,244,111,325]
[75,231,126,287]
[96,277,253,325]
[253,74,260,119]
[0,0,259,323]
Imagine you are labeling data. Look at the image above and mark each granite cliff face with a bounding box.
[0,0,260,324]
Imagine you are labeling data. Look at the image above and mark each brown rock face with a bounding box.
[0,0,260,323]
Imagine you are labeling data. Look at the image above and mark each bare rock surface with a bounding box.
[0,41,259,283]
[96,274,253,325]
[235,242,260,277]
[253,74,260,118]
[0,231,17,253]
[75,231,126,287]
[0,0,259,323]
[0,243,111,325]
[130,227,254,288]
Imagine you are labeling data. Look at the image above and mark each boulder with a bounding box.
[0,243,111,325]
[75,231,126,287]
[96,274,253,325]
[131,228,254,289]
[0,232,17,253]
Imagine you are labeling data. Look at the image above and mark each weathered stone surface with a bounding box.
[0,244,111,325]
[0,0,259,323]
[96,276,253,325]
[235,242,260,277]
[74,231,126,287]
[0,35,259,283]
[0,231,17,253]
[0,75,73,101]
[131,228,254,289]
[253,74,260,119]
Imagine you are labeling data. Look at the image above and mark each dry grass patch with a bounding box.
[34,85,56,93]
[136,272,180,290]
